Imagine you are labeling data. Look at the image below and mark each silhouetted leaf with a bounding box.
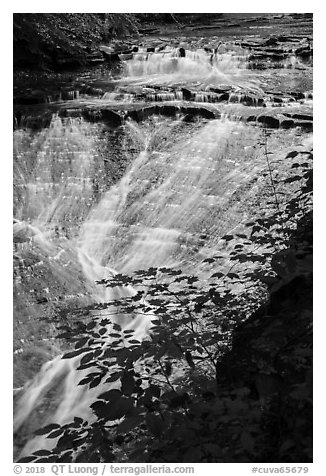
[286,151,299,158]
[98,389,122,403]
[211,272,224,278]
[18,456,37,462]
[89,376,103,388]
[62,347,87,359]
[118,415,144,433]
[75,336,89,349]
[35,423,61,435]
[121,371,135,396]
[32,450,52,457]
[146,413,165,437]
[47,428,65,439]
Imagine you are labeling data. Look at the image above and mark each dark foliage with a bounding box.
[13,13,138,69]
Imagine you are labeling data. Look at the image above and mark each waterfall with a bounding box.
[14,114,265,458]
[120,45,261,92]
[13,30,312,459]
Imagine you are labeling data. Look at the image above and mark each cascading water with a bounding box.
[13,33,312,461]
[14,115,260,457]
[121,45,261,92]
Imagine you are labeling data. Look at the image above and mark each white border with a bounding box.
[3,4,322,474]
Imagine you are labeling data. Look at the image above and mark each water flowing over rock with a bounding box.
[13,14,313,462]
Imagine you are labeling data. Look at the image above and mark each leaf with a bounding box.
[72,417,83,427]
[56,433,75,450]
[62,348,88,359]
[284,175,302,184]
[105,371,122,383]
[145,413,165,437]
[86,321,97,330]
[167,342,183,359]
[78,376,92,386]
[148,385,161,399]
[32,450,52,457]
[185,351,195,368]
[121,371,135,396]
[80,352,94,365]
[221,234,234,241]
[106,397,134,421]
[17,456,37,462]
[165,362,172,376]
[75,336,89,349]
[286,150,299,159]
[47,428,65,439]
[98,389,122,403]
[34,423,61,436]
[203,258,215,263]
[210,272,224,279]
[148,298,165,306]
[118,415,144,433]
[90,401,108,419]
[89,375,103,388]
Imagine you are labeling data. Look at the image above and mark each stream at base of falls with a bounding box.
[13,23,313,461]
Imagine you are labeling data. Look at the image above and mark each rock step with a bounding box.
[96,37,312,70]
[14,102,313,133]
[14,81,313,107]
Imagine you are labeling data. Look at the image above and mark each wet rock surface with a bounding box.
[13,13,313,390]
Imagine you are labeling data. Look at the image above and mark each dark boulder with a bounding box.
[289,92,305,100]
[81,108,122,127]
[280,118,295,129]
[243,94,265,106]
[293,121,313,132]
[14,93,48,105]
[179,47,186,57]
[126,106,158,122]
[156,105,180,117]
[101,109,123,127]
[218,93,230,101]
[181,88,193,100]
[257,114,280,128]
[295,46,313,57]
[289,113,313,122]
[102,52,120,62]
